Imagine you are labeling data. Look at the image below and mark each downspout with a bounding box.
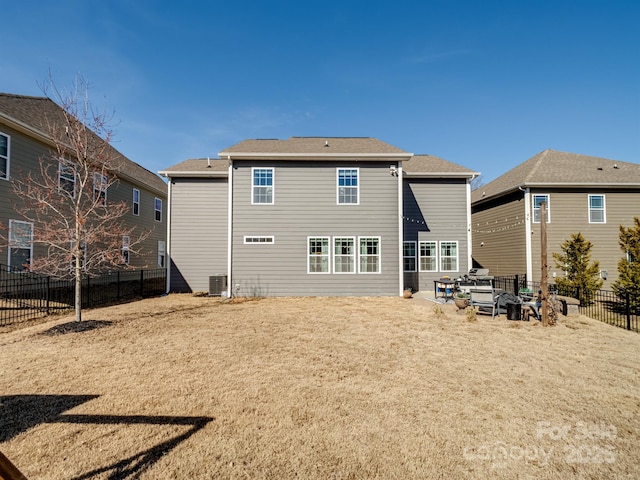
[226,157,233,297]
[397,163,404,297]
[522,187,533,282]
[165,179,172,294]
[466,179,473,271]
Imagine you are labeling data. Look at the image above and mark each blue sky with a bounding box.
[2,0,639,184]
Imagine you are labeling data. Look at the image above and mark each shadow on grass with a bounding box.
[39,319,113,336]
[0,395,214,480]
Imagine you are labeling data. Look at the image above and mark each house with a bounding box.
[471,149,640,288]
[159,137,478,297]
[0,93,167,271]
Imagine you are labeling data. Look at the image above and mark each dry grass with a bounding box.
[1,294,639,479]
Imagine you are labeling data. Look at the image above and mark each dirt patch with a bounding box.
[0,294,638,479]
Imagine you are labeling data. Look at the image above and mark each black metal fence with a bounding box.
[493,274,639,333]
[0,264,166,327]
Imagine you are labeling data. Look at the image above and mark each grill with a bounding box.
[456,268,494,293]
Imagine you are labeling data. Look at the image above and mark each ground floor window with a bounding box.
[359,237,380,274]
[8,220,33,271]
[334,237,355,273]
[419,241,437,272]
[158,240,166,268]
[403,241,416,272]
[308,237,330,273]
[307,235,381,274]
[122,236,130,264]
[440,241,458,272]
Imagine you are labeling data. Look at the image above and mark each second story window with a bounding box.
[532,194,550,223]
[133,189,140,216]
[337,168,359,204]
[93,173,107,205]
[0,132,9,180]
[155,197,162,222]
[252,167,274,204]
[588,194,606,223]
[58,162,76,197]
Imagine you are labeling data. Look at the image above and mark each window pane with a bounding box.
[338,169,358,204]
[419,241,437,272]
[403,242,416,272]
[253,168,273,204]
[440,241,458,271]
[0,134,7,156]
[359,237,380,273]
[334,237,355,273]
[309,237,329,273]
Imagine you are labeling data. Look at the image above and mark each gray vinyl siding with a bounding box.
[471,191,527,277]
[106,179,167,269]
[169,177,228,292]
[403,178,470,293]
[231,160,400,296]
[0,121,167,271]
[530,188,640,289]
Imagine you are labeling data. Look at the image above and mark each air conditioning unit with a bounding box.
[208,275,227,296]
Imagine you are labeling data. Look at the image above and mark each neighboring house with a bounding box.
[0,93,167,271]
[471,149,640,288]
[160,137,477,297]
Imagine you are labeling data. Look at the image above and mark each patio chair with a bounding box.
[469,288,498,318]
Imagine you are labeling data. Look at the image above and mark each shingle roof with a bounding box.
[472,149,640,203]
[403,154,478,177]
[159,158,229,176]
[219,136,409,156]
[0,93,167,195]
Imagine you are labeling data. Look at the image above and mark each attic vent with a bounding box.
[324,141,330,147]
[209,275,227,296]
[597,167,603,171]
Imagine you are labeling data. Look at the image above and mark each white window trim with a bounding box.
[439,241,459,272]
[419,241,438,272]
[251,167,275,205]
[154,197,162,222]
[333,236,356,274]
[588,194,606,224]
[243,236,275,244]
[337,167,360,205]
[403,241,417,272]
[8,219,33,270]
[532,194,550,223]
[307,236,331,274]
[0,131,9,180]
[358,236,381,274]
[133,188,140,216]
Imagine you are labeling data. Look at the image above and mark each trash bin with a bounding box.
[506,302,521,320]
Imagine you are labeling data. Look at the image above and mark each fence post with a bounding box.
[86,276,90,309]
[140,269,145,297]
[514,275,519,296]
[117,270,121,300]
[626,291,632,331]
[46,275,50,315]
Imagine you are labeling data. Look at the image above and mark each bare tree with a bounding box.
[8,77,150,321]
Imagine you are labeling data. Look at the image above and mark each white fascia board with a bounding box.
[219,152,414,161]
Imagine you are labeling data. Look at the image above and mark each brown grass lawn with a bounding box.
[1,295,639,479]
